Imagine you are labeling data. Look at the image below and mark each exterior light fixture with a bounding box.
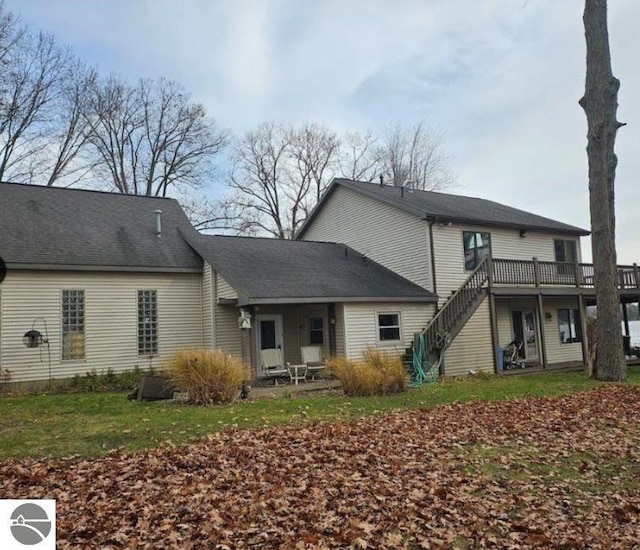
[23,329,44,348]
[519,229,528,238]
[23,318,52,383]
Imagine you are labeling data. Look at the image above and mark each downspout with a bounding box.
[428,219,438,297]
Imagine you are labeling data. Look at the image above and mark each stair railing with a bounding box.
[416,255,491,353]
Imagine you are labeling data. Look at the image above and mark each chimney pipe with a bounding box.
[155,209,162,237]
[379,174,384,186]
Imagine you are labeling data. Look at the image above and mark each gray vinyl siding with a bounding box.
[431,223,584,304]
[212,270,242,358]
[301,186,433,291]
[0,270,202,383]
[495,297,584,366]
[543,297,584,364]
[216,274,238,300]
[442,297,493,377]
[342,302,434,359]
[202,262,214,348]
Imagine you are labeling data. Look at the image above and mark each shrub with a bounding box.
[328,348,407,397]
[166,349,252,405]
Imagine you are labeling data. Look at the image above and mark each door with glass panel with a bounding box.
[511,309,539,362]
[255,314,284,374]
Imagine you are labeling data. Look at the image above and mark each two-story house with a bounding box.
[296,178,640,376]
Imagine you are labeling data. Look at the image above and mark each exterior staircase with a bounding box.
[405,256,491,375]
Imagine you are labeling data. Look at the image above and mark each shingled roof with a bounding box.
[185,234,437,305]
[0,182,202,271]
[297,178,589,237]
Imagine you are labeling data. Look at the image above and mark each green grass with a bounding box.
[1,370,639,460]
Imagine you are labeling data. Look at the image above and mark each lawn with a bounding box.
[2,380,640,547]
[1,370,638,459]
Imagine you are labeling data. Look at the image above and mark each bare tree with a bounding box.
[337,130,382,182]
[229,122,293,238]
[579,0,626,381]
[380,121,454,190]
[289,123,340,204]
[229,122,342,238]
[0,27,69,182]
[44,60,97,186]
[85,76,228,196]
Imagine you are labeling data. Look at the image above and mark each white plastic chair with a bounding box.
[260,348,288,385]
[301,346,326,380]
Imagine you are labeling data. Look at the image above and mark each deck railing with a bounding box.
[492,258,640,289]
[414,256,639,358]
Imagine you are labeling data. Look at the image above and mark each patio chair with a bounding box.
[301,346,326,380]
[260,348,289,385]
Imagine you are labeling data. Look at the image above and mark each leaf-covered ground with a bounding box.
[2,385,640,548]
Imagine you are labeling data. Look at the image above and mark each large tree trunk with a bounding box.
[579,0,626,381]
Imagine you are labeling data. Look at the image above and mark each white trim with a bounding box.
[376,310,403,344]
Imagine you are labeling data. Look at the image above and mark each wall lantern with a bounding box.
[519,229,528,238]
[23,329,44,348]
[23,318,52,383]
[545,312,553,321]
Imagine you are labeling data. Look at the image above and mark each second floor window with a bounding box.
[138,290,158,356]
[554,240,577,263]
[463,231,491,270]
[62,290,85,360]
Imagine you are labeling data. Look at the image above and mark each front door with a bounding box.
[256,314,284,373]
[511,309,539,362]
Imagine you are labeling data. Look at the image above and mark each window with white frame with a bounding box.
[62,290,85,360]
[308,316,324,345]
[377,312,401,342]
[138,290,158,356]
[558,309,582,344]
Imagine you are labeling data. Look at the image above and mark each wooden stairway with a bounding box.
[409,256,491,373]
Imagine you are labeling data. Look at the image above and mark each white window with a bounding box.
[138,290,158,356]
[62,290,85,360]
[377,312,401,342]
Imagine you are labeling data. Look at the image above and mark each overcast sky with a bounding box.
[5,0,639,263]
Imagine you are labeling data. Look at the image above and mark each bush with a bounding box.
[328,348,407,397]
[166,349,251,405]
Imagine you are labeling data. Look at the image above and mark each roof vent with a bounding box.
[155,209,162,238]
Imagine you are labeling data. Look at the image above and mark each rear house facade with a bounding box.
[2,179,637,384]
[297,179,640,376]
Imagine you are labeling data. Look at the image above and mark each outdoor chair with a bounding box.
[260,348,289,385]
[300,346,326,380]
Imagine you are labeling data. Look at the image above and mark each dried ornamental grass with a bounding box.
[166,349,251,405]
[329,348,406,396]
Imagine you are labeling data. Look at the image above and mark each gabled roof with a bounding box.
[297,178,590,237]
[185,233,437,306]
[0,182,202,271]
